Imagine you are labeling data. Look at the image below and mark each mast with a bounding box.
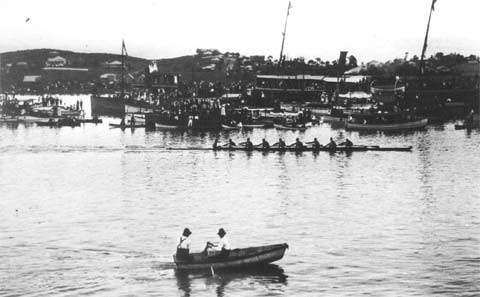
[278,1,292,69]
[121,39,128,98]
[419,0,437,75]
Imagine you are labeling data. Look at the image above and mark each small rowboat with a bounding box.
[221,124,241,131]
[173,243,288,271]
[155,123,183,130]
[274,124,307,131]
[36,121,56,127]
[109,123,145,128]
[242,124,266,129]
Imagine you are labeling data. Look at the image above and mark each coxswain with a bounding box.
[130,114,136,126]
[176,228,192,261]
[212,137,219,150]
[120,117,126,127]
[261,138,270,150]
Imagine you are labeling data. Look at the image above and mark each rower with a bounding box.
[176,228,192,261]
[307,138,321,150]
[290,138,304,149]
[338,138,353,147]
[130,114,136,126]
[204,228,231,257]
[120,117,126,126]
[326,137,337,149]
[278,138,286,149]
[261,138,270,150]
[228,138,236,148]
[241,138,253,150]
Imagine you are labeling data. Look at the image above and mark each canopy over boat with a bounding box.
[173,243,288,271]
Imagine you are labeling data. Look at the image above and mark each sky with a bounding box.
[1,0,479,63]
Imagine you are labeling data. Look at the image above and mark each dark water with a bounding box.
[1,96,480,296]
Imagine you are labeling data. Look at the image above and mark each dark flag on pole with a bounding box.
[338,51,348,68]
[432,0,437,10]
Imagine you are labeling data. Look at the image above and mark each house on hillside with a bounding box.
[100,73,118,83]
[45,56,67,67]
[103,60,123,68]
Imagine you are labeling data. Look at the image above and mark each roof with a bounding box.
[23,75,41,82]
[338,91,371,99]
[323,75,368,83]
[47,56,66,62]
[257,74,325,81]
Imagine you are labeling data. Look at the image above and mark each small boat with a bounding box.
[36,121,56,127]
[173,243,288,271]
[78,118,103,124]
[221,124,241,131]
[109,123,145,128]
[242,123,266,129]
[345,119,428,131]
[155,123,183,130]
[273,123,307,131]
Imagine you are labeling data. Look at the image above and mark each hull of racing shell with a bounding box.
[211,145,413,152]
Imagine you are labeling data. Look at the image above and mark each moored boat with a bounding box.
[345,118,428,131]
[173,243,288,271]
[109,123,145,128]
[221,124,241,131]
[273,123,307,131]
[155,122,183,130]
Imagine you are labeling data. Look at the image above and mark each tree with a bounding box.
[348,55,358,68]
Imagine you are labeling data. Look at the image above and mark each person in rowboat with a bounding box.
[204,228,231,257]
[239,138,254,150]
[289,138,305,150]
[325,137,337,149]
[338,138,353,148]
[260,138,270,150]
[212,137,219,149]
[272,138,286,150]
[224,138,236,148]
[176,228,192,261]
[306,138,321,150]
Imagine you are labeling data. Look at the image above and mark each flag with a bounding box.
[431,0,437,11]
[287,1,292,15]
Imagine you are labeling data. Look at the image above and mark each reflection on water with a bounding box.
[175,264,287,297]
[1,95,480,296]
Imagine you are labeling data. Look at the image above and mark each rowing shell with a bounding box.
[167,145,412,152]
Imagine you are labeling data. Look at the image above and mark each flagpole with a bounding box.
[278,1,291,70]
[419,0,436,75]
